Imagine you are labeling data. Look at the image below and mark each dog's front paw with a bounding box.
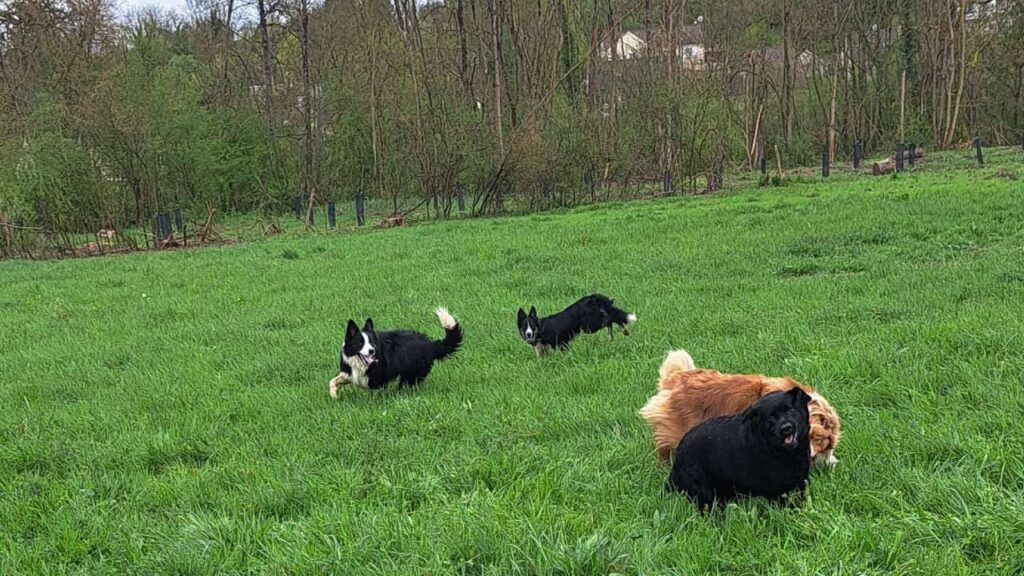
[328,372,348,399]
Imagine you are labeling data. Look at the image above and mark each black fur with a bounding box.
[338,311,462,390]
[516,294,634,351]
[666,387,812,511]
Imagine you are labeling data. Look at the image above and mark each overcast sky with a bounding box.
[119,0,191,15]
[116,0,434,16]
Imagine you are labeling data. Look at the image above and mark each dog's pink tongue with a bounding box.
[785,434,796,446]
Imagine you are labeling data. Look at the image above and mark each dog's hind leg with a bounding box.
[399,366,432,387]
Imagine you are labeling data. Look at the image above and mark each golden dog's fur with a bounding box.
[640,349,841,466]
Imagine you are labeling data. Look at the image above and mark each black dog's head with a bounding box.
[516,306,540,345]
[743,387,811,453]
[343,318,378,369]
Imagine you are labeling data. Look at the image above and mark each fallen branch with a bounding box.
[198,207,220,243]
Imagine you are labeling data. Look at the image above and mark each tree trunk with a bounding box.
[487,0,504,157]
[899,68,906,142]
[299,0,316,227]
[944,0,968,147]
[781,0,793,143]
[257,0,275,130]
[828,3,839,162]
[221,0,234,89]
[455,0,472,99]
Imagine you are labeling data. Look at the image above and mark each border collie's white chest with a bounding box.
[344,356,371,388]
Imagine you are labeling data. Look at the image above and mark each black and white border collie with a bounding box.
[328,307,463,397]
[516,294,636,356]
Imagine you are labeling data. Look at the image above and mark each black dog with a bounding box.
[517,294,636,355]
[666,387,812,511]
[328,307,462,397]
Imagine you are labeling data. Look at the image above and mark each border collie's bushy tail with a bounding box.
[433,307,463,360]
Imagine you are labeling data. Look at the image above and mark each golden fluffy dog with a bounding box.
[640,349,841,466]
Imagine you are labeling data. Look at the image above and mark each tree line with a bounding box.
[1,0,1021,233]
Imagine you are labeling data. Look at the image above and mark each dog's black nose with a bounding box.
[780,422,795,436]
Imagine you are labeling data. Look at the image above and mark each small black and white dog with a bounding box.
[328,307,462,398]
[666,387,812,511]
[516,294,636,355]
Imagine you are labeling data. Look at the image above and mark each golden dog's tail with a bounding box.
[658,349,697,382]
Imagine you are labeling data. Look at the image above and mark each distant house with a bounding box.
[966,0,1004,20]
[601,24,711,68]
[600,30,648,60]
[677,24,706,69]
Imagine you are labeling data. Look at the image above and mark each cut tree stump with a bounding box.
[872,147,925,175]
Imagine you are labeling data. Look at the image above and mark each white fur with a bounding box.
[341,335,372,389]
[626,313,637,324]
[435,307,457,330]
[658,349,697,381]
[359,332,374,357]
[638,388,670,421]
[813,452,839,467]
[328,372,349,398]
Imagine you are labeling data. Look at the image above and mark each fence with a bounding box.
[1,139,1011,261]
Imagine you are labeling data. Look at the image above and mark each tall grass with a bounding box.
[2,152,1023,574]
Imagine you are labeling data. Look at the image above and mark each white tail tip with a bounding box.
[627,313,637,324]
[435,307,458,330]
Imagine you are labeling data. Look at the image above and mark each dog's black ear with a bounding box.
[363,317,375,334]
[742,399,773,439]
[787,386,812,407]
[517,308,526,323]
[345,320,360,340]
[528,306,537,318]
[742,402,763,426]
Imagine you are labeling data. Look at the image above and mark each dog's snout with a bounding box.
[780,422,795,436]
[367,347,375,357]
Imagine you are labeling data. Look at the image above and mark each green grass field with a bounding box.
[3,153,1024,574]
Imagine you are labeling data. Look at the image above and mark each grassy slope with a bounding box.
[2,155,1024,575]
